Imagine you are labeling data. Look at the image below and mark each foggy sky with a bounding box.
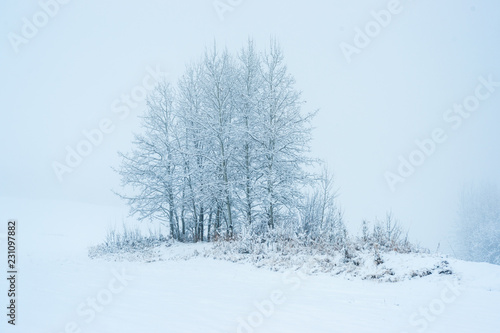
[1,0,499,251]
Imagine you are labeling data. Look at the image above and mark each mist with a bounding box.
[2,0,500,252]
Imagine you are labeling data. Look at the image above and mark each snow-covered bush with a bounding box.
[357,213,418,254]
[205,221,444,282]
[89,215,445,282]
[204,210,424,272]
[88,223,172,259]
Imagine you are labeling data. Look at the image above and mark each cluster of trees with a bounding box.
[455,184,500,265]
[116,40,325,242]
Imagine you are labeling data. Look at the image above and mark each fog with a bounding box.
[2,0,499,252]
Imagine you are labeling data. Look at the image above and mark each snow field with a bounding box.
[0,198,499,332]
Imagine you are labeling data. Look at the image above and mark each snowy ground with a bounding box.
[1,198,499,333]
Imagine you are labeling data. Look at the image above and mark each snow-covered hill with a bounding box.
[7,243,500,333]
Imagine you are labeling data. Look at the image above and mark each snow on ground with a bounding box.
[1,198,499,332]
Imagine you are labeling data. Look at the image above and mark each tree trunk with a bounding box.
[207,209,212,242]
[199,206,204,242]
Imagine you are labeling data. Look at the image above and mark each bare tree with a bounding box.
[115,80,180,239]
[115,39,317,242]
[234,39,263,227]
[258,39,315,229]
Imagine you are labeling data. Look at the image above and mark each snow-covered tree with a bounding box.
[300,167,343,242]
[233,39,263,228]
[455,183,500,265]
[115,80,180,239]
[116,39,317,242]
[198,45,238,238]
[257,39,316,229]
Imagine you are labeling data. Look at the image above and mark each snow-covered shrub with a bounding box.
[90,216,445,282]
[205,225,445,282]
[207,210,423,268]
[357,213,418,254]
[88,223,172,259]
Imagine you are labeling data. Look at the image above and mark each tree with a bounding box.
[115,39,317,242]
[258,39,315,229]
[115,80,180,239]
[300,167,343,242]
[176,63,207,241]
[198,44,237,238]
[234,39,263,227]
[455,183,500,265]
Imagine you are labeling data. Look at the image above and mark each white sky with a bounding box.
[1,0,499,251]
